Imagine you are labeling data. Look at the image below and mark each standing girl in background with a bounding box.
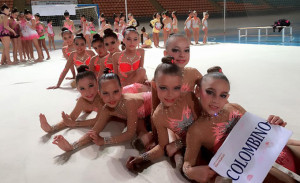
[9,8,24,62]
[89,17,97,38]
[19,11,30,61]
[40,65,104,133]
[47,34,95,89]
[46,19,55,50]
[184,11,193,45]
[98,13,106,34]
[81,15,91,49]
[112,26,147,87]
[172,11,178,34]
[89,33,109,77]
[63,10,75,33]
[113,13,119,33]
[192,10,201,45]
[35,13,50,60]
[162,11,172,47]
[150,13,162,48]
[202,11,209,44]
[24,9,43,62]
[0,4,16,65]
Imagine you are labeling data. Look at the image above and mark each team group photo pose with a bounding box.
[1,1,300,183]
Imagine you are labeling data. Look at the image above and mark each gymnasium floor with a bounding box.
[0,41,299,182]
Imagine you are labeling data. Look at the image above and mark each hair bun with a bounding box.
[103,68,113,74]
[126,26,136,31]
[93,33,101,40]
[61,27,69,32]
[104,28,114,36]
[77,65,89,73]
[207,66,222,74]
[76,33,84,38]
[161,56,175,64]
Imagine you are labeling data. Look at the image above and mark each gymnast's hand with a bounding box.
[183,164,216,183]
[88,130,104,146]
[126,156,144,171]
[62,112,76,127]
[267,115,287,127]
[47,85,59,89]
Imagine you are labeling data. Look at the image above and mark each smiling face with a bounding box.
[11,12,18,19]
[155,72,182,107]
[165,36,190,68]
[62,32,74,46]
[74,38,86,53]
[123,31,139,51]
[77,77,98,102]
[99,79,122,108]
[104,37,119,53]
[92,40,106,56]
[197,77,230,116]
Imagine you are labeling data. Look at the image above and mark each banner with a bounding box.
[32,4,77,16]
[209,112,292,183]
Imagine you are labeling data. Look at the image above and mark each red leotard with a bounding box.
[118,51,141,78]
[104,54,114,71]
[73,53,91,67]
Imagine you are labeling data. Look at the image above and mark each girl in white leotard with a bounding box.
[192,10,201,44]
[202,11,209,44]
[184,11,193,45]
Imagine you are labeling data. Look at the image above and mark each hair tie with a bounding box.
[171,59,174,64]
[85,68,90,71]
[219,69,222,73]
[108,70,112,73]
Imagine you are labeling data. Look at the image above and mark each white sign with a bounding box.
[32,0,77,5]
[32,4,77,16]
[209,112,292,183]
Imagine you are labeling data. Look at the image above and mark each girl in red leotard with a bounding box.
[89,34,109,77]
[96,28,120,77]
[47,33,95,89]
[112,26,147,87]
[182,68,300,182]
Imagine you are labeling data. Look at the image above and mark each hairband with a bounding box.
[219,69,222,73]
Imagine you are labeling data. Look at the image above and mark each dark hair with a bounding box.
[92,33,104,45]
[198,66,229,89]
[141,27,146,32]
[154,56,182,81]
[165,34,188,49]
[74,33,86,43]
[61,27,72,36]
[34,13,40,18]
[103,28,118,40]
[162,10,170,17]
[172,11,177,17]
[47,19,52,24]
[119,12,125,19]
[113,13,118,20]
[100,13,105,18]
[11,7,18,14]
[76,65,97,84]
[81,14,85,18]
[123,26,138,37]
[90,17,94,22]
[24,9,31,15]
[64,10,69,16]
[1,3,9,11]
[98,68,121,89]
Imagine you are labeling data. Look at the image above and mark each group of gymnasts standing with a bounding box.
[0,4,55,65]
[35,7,300,182]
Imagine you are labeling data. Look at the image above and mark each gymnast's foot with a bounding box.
[52,135,73,152]
[39,113,52,133]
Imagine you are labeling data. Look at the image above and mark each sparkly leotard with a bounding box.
[0,13,11,38]
[73,53,91,67]
[9,17,20,38]
[22,17,39,40]
[118,51,141,78]
[64,21,73,33]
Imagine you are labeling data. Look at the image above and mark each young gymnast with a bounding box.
[47,33,95,89]
[35,13,50,60]
[19,11,30,61]
[0,4,16,65]
[202,11,209,44]
[182,69,300,182]
[89,17,97,38]
[140,27,152,48]
[40,65,104,133]
[162,11,172,47]
[91,29,120,77]
[63,10,75,33]
[184,11,193,45]
[171,11,178,34]
[113,13,119,33]
[61,27,76,80]
[46,19,55,50]
[112,26,147,87]
[89,33,109,77]
[24,9,43,62]
[128,13,138,28]
[9,7,24,62]
[126,56,201,171]
[81,15,91,49]
[192,11,201,44]
[150,13,162,48]
[98,13,106,35]
[52,68,152,152]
